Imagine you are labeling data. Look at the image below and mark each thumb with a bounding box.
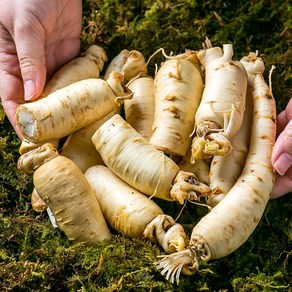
[272,119,292,175]
[13,23,47,101]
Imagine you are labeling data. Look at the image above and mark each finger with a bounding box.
[1,94,23,139]
[0,42,24,138]
[276,110,287,135]
[270,172,292,199]
[13,19,47,101]
[276,98,292,135]
[0,65,23,138]
[271,119,292,175]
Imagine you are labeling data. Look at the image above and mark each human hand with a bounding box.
[271,98,292,199]
[0,0,82,138]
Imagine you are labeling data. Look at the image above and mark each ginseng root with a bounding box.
[191,40,247,161]
[150,49,204,156]
[92,114,210,204]
[85,165,187,253]
[155,63,276,284]
[17,143,111,245]
[16,72,132,143]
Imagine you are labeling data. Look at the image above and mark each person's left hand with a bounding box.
[0,0,82,138]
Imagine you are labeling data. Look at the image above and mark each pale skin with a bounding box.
[0,0,290,199]
[271,97,292,199]
[0,0,82,138]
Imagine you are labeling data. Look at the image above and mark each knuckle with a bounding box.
[18,56,39,74]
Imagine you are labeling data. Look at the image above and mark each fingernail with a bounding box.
[273,152,292,175]
[24,80,37,101]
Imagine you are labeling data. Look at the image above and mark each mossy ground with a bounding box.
[1,1,291,291]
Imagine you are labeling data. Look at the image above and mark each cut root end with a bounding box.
[191,133,232,161]
[143,214,187,253]
[16,107,38,142]
[169,235,186,252]
[17,143,59,174]
[170,171,211,204]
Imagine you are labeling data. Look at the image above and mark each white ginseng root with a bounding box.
[173,148,210,186]
[92,114,210,205]
[207,92,252,207]
[120,50,148,82]
[103,49,148,83]
[19,139,60,155]
[30,188,47,213]
[60,110,118,172]
[19,45,108,153]
[240,51,266,84]
[155,66,276,285]
[191,41,248,161]
[207,51,266,207]
[17,143,111,245]
[124,76,155,140]
[40,45,108,98]
[103,49,130,80]
[150,50,204,156]
[16,72,132,143]
[85,165,187,253]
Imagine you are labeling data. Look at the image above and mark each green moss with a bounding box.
[232,270,290,291]
[80,0,292,113]
[1,0,291,291]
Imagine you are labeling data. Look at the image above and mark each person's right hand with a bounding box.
[0,0,82,138]
[271,98,292,199]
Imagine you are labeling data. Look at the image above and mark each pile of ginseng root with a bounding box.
[16,38,276,284]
